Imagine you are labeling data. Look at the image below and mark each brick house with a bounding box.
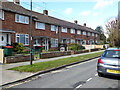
[0,0,100,50]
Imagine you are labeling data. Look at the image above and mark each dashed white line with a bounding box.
[95,73,98,76]
[86,78,92,82]
[75,84,83,90]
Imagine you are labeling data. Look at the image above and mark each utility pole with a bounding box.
[30,0,33,66]
[118,1,120,47]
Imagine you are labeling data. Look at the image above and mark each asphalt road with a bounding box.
[10,58,119,89]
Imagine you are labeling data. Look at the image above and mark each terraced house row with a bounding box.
[0,0,100,51]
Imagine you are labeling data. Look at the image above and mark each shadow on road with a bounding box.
[102,75,120,80]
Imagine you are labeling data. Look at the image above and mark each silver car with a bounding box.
[97,48,120,77]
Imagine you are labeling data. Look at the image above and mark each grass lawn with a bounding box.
[8,51,104,72]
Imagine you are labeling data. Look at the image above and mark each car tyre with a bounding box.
[98,72,103,77]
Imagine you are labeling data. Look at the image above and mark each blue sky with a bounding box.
[8,0,118,36]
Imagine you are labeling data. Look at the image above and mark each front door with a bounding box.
[42,38,49,51]
[0,33,7,46]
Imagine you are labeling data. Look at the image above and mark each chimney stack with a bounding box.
[43,10,48,15]
[84,23,86,27]
[74,20,78,24]
[13,0,20,4]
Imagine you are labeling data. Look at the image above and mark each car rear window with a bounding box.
[102,50,120,58]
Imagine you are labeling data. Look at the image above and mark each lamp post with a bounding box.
[30,0,33,66]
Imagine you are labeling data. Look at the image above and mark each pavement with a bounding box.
[0,50,104,87]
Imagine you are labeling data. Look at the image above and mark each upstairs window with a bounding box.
[88,32,90,36]
[15,14,29,24]
[83,31,86,35]
[92,33,94,36]
[51,25,58,32]
[0,10,4,20]
[62,27,67,33]
[77,30,81,35]
[36,22,45,30]
[71,29,75,34]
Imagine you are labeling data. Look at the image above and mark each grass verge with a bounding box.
[8,51,104,72]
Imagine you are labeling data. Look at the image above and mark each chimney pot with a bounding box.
[13,0,20,4]
[84,23,86,27]
[74,20,78,24]
[43,10,48,15]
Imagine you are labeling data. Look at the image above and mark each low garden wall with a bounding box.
[41,51,71,59]
[41,49,91,59]
[4,55,34,64]
[74,50,89,54]
[90,48,100,52]
[4,48,101,64]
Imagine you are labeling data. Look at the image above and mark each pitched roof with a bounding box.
[1,1,99,34]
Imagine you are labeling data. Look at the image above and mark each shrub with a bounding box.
[12,43,24,54]
[68,43,78,51]
[109,43,113,47]
[68,43,85,51]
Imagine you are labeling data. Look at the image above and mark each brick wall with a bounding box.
[41,51,71,59]
[2,11,31,46]
[4,55,34,64]
[41,50,90,59]
[2,10,100,49]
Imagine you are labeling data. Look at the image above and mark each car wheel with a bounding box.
[98,72,103,77]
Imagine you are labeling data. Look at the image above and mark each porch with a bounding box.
[33,36,50,51]
[0,29,15,47]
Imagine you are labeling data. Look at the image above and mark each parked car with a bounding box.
[97,48,120,77]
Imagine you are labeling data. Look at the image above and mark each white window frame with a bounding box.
[83,40,86,45]
[96,40,98,44]
[36,22,45,30]
[67,39,70,44]
[83,31,86,35]
[0,10,4,20]
[15,14,29,24]
[33,39,41,46]
[51,38,58,47]
[71,39,75,44]
[71,29,75,34]
[92,33,94,36]
[16,34,29,45]
[88,40,90,44]
[51,25,58,32]
[96,34,98,37]
[77,30,81,35]
[77,40,81,44]
[88,32,90,36]
[62,27,67,33]
[25,34,29,45]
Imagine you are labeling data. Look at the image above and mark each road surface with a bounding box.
[9,58,120,89]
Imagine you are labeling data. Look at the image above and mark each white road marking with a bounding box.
[51,69,64,74]
[75,84,83,89]
[75,77,93,89]
[86,78,92,82]
[95,73,98,76]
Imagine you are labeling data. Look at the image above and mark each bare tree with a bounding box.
[105,17,119,46]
